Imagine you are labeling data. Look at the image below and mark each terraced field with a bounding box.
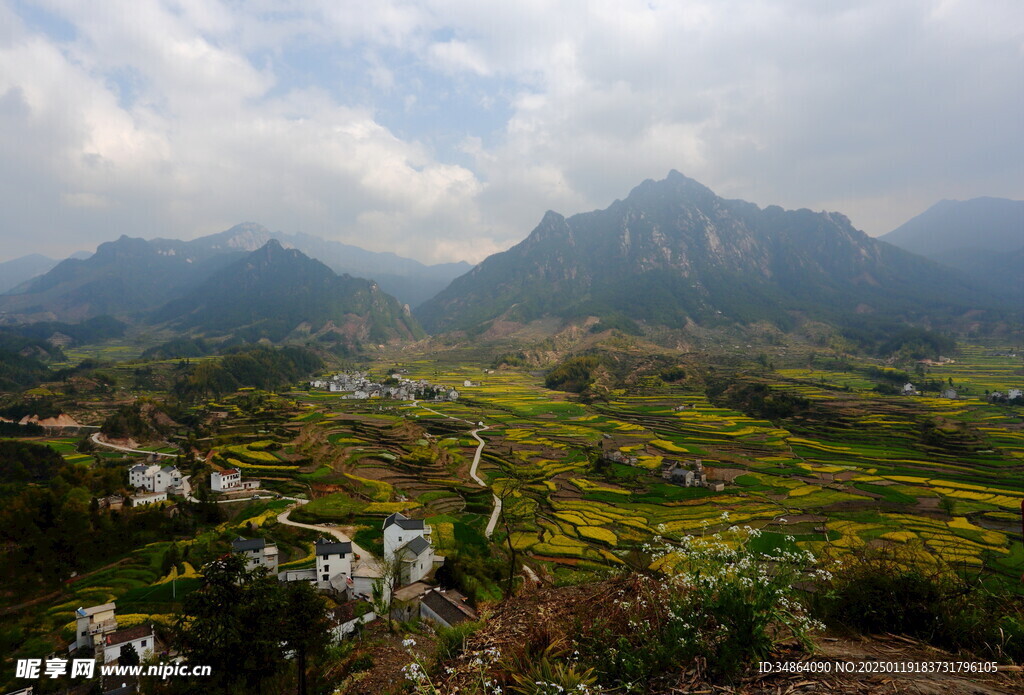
[278,347,1023,587]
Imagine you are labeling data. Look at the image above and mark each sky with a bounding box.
[1,0,1022,264]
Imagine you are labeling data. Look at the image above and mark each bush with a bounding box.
[434,621,482,664]
[575,526,821,683]
[815,545,1024,663]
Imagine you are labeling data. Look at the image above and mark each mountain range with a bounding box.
[416,171,1004,334]
[879,197,1023,298]
[152,239,423,344]
[1,174,1016,345]
[0,225,468,323]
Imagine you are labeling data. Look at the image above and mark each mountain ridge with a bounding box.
[879,197,1023,298]
[152,240,424,345]
[0,225,470,322]
[416,171,1003,334]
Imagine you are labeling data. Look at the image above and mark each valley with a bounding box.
[0,173,1021,693]
[3,332,1023,691]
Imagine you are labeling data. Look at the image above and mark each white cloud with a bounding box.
[0,0,1021,266]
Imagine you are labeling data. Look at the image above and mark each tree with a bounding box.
[278,580,332,695]
[174,555,333,694]
[161,544,180,576]
[371,555,403,633]
[174,555,286,694]
[119,643,140,667]
[495,472,535,598]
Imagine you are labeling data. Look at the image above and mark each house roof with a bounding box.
[392,581,432,603]
[421,589,477,626]
[159,466,179,475]
[129,464,150,473]
[77,602,115,617]
[401,536,431,557]
[215,468,240,476]
[383,512,425,531]
[315,538,352,556]
[105,624,154,647]
[231,537,265,553]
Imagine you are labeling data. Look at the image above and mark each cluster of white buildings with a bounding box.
[232,511,469,631]
[905,382,1023,402]
[662,459,725,492]
[126,462,189,507]
[309,371,459,402]
[989,388,1023,403]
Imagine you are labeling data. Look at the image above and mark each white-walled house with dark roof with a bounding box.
[315,538,353,592]
[382,512,443,585]
[382,512,430,561]
[231,536,279,573]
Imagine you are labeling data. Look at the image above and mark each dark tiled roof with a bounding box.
[383,512,424,530]
[105,624,153,647]
[403,536,431,557]
[231,537,265,553]
[315,538,352,556]
[422,590,476,626]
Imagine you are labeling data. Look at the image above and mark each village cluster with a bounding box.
[901,382,1022,401]
[601,442,726,492]
[308,371,460,401]
[65,512,476,672]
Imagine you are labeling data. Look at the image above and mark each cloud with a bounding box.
[0,0,1021,266]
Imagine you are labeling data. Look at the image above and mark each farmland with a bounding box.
[248,345,1024,589]
[3,338,1022,681]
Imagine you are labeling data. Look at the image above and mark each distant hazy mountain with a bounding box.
[880,198,1023,297]
[0,254,60,294]
[0,224,469,322]
[417,171,999,334]
[152,240,424,344]
[0,237,245,322]
[178,222,469,306]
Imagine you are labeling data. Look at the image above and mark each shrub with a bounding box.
[576,525,822,683]
[434,620,482,664]
[815,544,1024,663]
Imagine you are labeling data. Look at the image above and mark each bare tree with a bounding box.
[370,554,403,633]
[495,470,534,599]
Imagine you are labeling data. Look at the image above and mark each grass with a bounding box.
[290,492,367,523]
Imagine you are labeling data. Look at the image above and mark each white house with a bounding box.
[394,536,437,585]
[128,464,186,494]
[383,512,431,563]
[129,491,168,507]
[103,624,155,664]
[1010,388,1023,400]
[902,383,918,395]
[73,602,117,652]
[316,538,353,592]
[231,537,279,573]
[383,513,442,585]
[211,469,260,493]
[211,469,240,491]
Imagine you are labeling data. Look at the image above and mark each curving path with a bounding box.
[90,432,177,458]
[410,401,501,538]
[276,504,380,576]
